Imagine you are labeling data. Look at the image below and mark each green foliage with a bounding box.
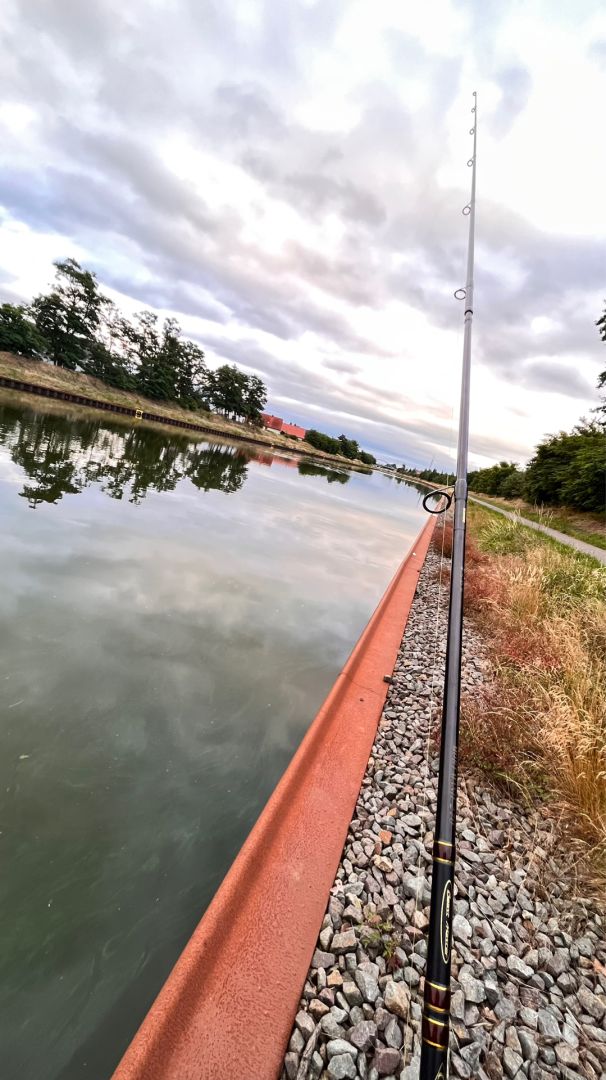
[31,258,108,369]
[305,428,341,455]
[525,422,605,513]
[337,433,359,460]
[0,303,48,358]
[7,257,269,420]
[304,427,374,461]
[468,461,524,498]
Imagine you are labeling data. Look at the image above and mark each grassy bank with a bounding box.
[453,504,606,882]
[470,491,606,551]
[0,352,359,468]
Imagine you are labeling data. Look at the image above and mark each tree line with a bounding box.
[399,421,603,515]
[0,258,268,422]
[305,428,376,465]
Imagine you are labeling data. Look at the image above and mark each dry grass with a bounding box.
[457,506,606,878]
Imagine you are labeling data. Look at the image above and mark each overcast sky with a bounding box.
[1,1,605,467]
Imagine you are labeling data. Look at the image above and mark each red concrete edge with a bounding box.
[112,513,438,1080]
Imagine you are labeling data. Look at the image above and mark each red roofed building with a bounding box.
[281,422,306,440]
[261,414,307,440]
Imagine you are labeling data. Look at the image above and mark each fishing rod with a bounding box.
[418,92,478,1080]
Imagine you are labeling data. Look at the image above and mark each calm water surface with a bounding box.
[0,396,429,1079]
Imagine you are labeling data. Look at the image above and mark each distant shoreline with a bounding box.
[0,352,367,472]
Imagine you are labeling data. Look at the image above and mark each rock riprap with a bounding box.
[281,543,606,1080]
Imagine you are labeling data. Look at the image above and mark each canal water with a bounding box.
[0,395,430,1079]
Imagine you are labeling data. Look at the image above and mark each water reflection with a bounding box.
[0,396,428,1080]
[0,403,361,508]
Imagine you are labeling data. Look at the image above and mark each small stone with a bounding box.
[284,1051,298,1079]
[332,929,358,954]
[342,981,363,1006]
[320,926,334,951]
[289,1028,305,1055]
[312,949,336,970]
[518,1029,538,1062]
[507,954,534,979]
[537,1008,560,1040]
[503,1047,523,1078]
[354,962,380,1004]
[384,978,411,1019]
[373,855,393,873]
[328,970,344,988]
[577,983,605,1020]
[484,1051,503,1080]
[327,1052,357,1079]
[348,1020,377,1052]
[308,999,330,1020]
[459,968,486,1004]
[310,1051,323,1080]
[327,1039,358,1060]
[294,1010,315,1041]
[495,997,517,1023]
[373,1046,401,1076]
[554,1043,579,1068]
[460,1041,483,1072]
[453,913,473,942]
[545,949,569,977]
[384,1016,402,1049]
[379,829,392,844]
[321,1015,346,1039]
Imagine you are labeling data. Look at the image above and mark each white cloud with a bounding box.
[0,0,603,469]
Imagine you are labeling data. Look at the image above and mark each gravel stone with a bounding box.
[383,979,410,1020]
[373,1046,401,1076]
[281,540,606,1080]
[507,955,534,979]
[332,929,357,955]
[327,1053,357,1079]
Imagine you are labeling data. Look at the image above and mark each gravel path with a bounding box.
[469,498,606,566]
[281,542,606,1080]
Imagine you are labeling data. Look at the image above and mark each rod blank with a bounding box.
[418,92,477,1080]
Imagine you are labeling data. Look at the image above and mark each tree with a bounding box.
[305,429,341,455]
[358,450,376,466]
[80,301,136,390]
[525,422,605,512]
[338,434,359,460]
[31,258,108,369]
[242,374,267,424]
[0,303,48,358]
[209,364,249,418]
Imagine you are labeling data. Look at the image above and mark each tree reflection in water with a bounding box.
[0,401,354,507]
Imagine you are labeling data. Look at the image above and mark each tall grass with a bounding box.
[459,508,606,877]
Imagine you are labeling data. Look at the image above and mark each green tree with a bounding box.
[358,450,376,466]
[337,434,359,460]
[31,258,108,369]
[0,303,48,358]
[525,422,605,512]
[209,364,249,418]
[305,429,340,455]
[242,374,267,424]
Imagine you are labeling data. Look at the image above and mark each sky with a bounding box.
[0,0,605,469]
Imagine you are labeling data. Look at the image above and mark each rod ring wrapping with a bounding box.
[422,491,452,514]
[454,288,466,300]
[462,205,471,215]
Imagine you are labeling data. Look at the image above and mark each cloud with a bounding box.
[0,0,603,471]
